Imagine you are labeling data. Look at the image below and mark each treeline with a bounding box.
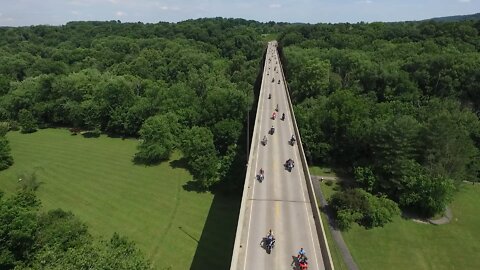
[281,20,480,227]
[0,186,150,269]
[0,18,273,190]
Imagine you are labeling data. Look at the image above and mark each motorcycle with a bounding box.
[270,126,275,135]
[261,136,268,146]
[298,255,308,270]
[265,237,275,253]
[290,137,296,146]
[285,159,295,172]
[281,113,285,121]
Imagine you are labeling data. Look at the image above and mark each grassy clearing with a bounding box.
[309,166,338,177]
[319,178,480,270]
[342,183,480,270]
[0,129,239,270]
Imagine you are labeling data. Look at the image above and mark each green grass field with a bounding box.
[319,181,480,270]
[309,166,338,177]
[0,129,240,270]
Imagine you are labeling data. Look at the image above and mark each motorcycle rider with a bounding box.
[298,247,306,257]
[281,113,285,120]
[291,135,296,144]
[267,229,275,249]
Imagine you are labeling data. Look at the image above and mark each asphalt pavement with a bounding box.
[236,41,325,270]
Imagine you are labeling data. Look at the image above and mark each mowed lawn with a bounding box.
[319,181,480,270]
[0,129,239,270]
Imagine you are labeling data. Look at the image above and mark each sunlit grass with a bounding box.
[319,177,480,270]
[0,129,238,269]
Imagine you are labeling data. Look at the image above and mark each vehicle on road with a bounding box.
[270,126,275,135]
[264,235,275,253]
[261,135,268,146]
[257,168,265,182]
[290,135,296,146]
[285,158,295,172]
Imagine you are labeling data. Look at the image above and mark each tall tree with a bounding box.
[135,114,180,164]
[18,109,37,133]
[0,136,13,170]
[181,126,219,189]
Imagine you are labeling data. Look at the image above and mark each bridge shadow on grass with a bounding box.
[190,193,241,270]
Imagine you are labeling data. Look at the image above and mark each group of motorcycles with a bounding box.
[263,231,309,269]
[257,46,308,269]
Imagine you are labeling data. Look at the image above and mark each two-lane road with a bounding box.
[238,41,325,270]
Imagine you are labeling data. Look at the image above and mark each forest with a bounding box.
[280,20,480,228]
[0,17,479,267]
[0,18,269,269]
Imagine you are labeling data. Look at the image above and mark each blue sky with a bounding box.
[0,0,478,26]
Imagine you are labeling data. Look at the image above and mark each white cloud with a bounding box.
[108,0,119,3]
[71,10,80,15]
[115,11,126,17]
[154,3,180,11]
[269,3,282,8]
[458,0,471,2]
[357,0,373,4]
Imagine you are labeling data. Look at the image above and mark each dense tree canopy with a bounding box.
[281,20,480,218]
[0,17,478,228]
[0,18,270,190]
[0,190,150,269]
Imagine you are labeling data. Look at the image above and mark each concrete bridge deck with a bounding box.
[230,41,333,270]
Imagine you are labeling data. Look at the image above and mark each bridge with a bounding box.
[230,41,334,270]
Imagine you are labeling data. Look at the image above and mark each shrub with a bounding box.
[336,209,362,230]
[18,109,38,133]
[0,122,8,136]
[0,137,13,170]
[8,121,19,131]
[329,188,400,230]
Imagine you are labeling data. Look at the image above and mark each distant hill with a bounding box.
[426,13,480,22]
